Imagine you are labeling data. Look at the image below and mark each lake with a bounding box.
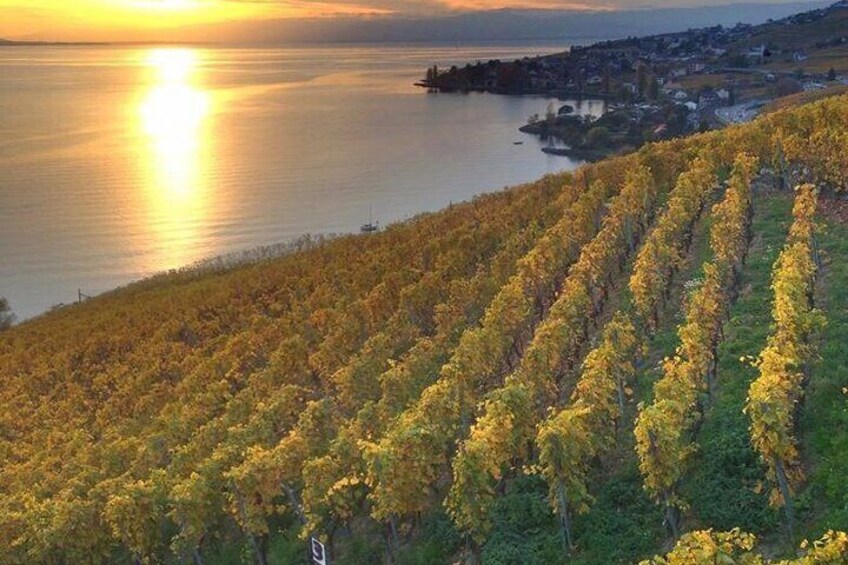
[0,44,605,320]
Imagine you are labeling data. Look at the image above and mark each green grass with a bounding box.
[535,184,725,565]
[800,211,848,536]
[682,194,793,539]
[262,192,847,564]
[679,192,848,550]
[484,185,729,565]
[396,177,721,565]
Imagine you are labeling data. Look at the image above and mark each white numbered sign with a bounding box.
[310,537,327,565]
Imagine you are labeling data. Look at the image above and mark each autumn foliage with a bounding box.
[2,95,848,564]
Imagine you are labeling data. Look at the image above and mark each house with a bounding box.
[674,90,689,100]
[746,45,766,59]
[793,51,808,62]
[688,62,707,74]
[586,75,604,86]
[716,88,731,101]
[698,91,720,108]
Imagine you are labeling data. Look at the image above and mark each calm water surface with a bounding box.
[0,44,604,319]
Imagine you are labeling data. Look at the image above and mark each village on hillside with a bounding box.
[421,1,848,158]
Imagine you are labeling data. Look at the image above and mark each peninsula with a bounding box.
[421,1,848,158]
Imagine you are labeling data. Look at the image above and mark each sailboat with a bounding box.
[361,206,379,233]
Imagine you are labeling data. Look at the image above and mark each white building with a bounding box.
[747,45,766,58]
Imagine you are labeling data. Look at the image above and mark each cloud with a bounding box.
[217,0,823,15]
[227,0,612,16]
[219,0,443,16]
[0,0,829,41]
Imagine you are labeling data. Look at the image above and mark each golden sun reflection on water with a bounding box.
[139,48,212,271]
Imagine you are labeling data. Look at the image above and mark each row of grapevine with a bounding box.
[217,162,628,548]
[4,95,848,564]
[629,155,718,330]
[225,222,545,555]
[107,182,562,563]
[744,183,824,534]
[3,180,550,456]
[642,528,847,564]
[213,157,639,559]
[295,228,544,540]
[531,151,736,549]
[357,157,638,528]
[634,153,757,537]
[0,175,567,563]
[315,142,694,550]
[445,163,658,542]
[536,313,640,548]
[769,104,848,192]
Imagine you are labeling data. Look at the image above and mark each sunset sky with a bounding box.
[0,0,825,41]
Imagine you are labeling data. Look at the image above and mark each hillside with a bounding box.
[2,96,848,564]
[428,0,848,93]
[425,1,848,160]
[105,3,829,45]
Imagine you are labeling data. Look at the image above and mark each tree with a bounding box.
[773,78,802,98]
[585,126,611,147]
[546,102,557,125]
[637,62,648,99]
[424,65,440,86]
[0,297,14,330]
[828,67,837,82]
[648,76,660,101]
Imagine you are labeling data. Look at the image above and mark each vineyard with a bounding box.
[1,95,848,565]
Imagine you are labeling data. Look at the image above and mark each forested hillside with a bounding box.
[2,96,848,564]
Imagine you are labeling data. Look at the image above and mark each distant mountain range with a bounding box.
[174,2,832,45]
[1,2,833,46]
[0,39,108,46]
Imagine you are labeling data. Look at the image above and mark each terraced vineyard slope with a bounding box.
[1,96,848,564]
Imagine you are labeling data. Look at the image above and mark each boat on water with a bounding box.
[361,207,379,233]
